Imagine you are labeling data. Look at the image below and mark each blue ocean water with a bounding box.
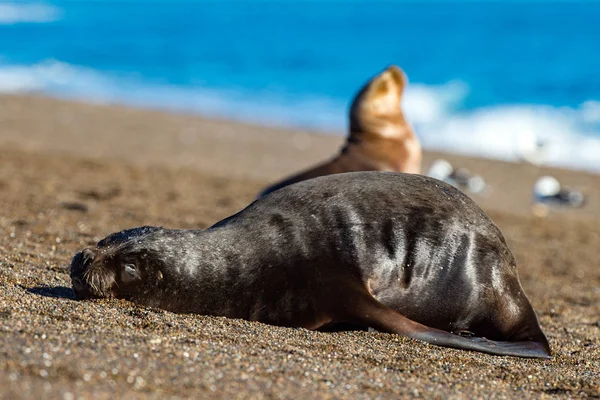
[1,1,599,170]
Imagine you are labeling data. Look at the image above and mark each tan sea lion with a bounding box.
[71,172,550,359]
[258,65,422,198]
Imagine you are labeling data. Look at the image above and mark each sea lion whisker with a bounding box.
[90,273,100,294]
[82,268,94,290]
[81,264,113,296]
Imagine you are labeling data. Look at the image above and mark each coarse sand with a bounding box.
[0,95,598,399]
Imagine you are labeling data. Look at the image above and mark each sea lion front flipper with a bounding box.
[343,291,551,359]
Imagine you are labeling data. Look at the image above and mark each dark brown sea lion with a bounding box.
[258,65,422,198]
[70,172,550,358]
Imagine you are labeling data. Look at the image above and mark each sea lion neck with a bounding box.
[341,128,421,174]
[348,108,412,140]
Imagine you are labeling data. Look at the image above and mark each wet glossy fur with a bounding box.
[71,172,550,358]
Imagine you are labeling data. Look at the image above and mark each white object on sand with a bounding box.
[533,176,585,208]
[427,159,454,182]
[533,176,561,197]
[427,159,487,194]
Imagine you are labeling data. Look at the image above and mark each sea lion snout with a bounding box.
[69,247,117,299]
[69,250,90,299]
[71,275,87,298]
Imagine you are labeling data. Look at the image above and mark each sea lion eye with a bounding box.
[122,263,141,283]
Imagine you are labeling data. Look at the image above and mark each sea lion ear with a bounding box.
[386,65,407,95]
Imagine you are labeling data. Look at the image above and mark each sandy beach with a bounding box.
[0,94,598,399]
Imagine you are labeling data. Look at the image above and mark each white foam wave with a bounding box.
[0,60,345,130]
[0,59,598,172]
[403,83,600,171]
[0,2,61,24]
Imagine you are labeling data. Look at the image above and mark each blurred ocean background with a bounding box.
[1,0,599,171]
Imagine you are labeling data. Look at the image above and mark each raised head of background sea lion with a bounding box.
[70,172,550,358]
[257,65,422,198]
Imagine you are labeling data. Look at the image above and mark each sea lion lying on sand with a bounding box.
[71,172,550,358]
[258,65,422,198]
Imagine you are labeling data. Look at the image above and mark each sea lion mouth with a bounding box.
[70,248,116,299]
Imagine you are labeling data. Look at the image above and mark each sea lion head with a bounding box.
[70,226,165,300]
[348,65,407,139]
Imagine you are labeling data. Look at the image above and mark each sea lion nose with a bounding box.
[71,276,92,300]
[72,277,85,292]
[81,248,96,266]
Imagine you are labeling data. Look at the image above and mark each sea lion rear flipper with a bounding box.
[345,292,551,359]
[413,331,551,359]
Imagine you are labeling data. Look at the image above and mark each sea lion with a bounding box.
[70,172,550,358]
[258,65,422,198]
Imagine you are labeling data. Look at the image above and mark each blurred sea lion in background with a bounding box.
[258,65,421,198]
